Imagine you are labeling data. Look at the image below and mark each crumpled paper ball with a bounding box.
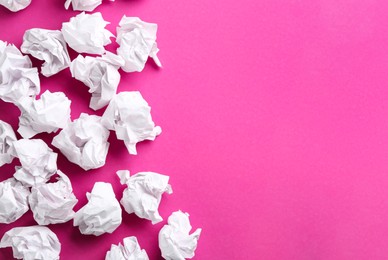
[106,236,149,260]
[0,120,17,167]
[29,170,78,225]
[0,40,40,104]
[159,210,202,260]
[10,139,58,187]
[0,178,30,224]
[116,16,161,72]
[0,226,61,260]
[21,28,71,77]
[64,0,102,12]
[102,91,162,155]
[62,12,114,55]
[17,90,71,139]
[52,113,110,170]
[118,170,172,224]
[0,0,31,12]
[74,182,122,236]
[70,52,124,110]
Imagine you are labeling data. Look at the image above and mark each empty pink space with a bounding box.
[1,0,388,259]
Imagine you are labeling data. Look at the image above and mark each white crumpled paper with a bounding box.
[29,170,78,225]
[52,113,110,170]
[70,52,124,110]
[17,90,71,139]
[21,29,71,77]
[0,178,30,224]
[0,0,31,12]
[102,91,161,155]
[116,16,161,72]
[65,0,102,12]
[74,182,122,236]
[0,226,61,260]
[159,211,202,260]
[106,236,149,260]
[10,139,58,187]
[0,40,40,104]
[118,170,172,224]
[62,12,114,55]
[0,120,17,167]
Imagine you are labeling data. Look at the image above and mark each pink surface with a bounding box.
[1,0,388,259]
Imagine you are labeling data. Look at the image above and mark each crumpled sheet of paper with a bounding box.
[106,236,149,260]
[52,113,110,170]
[10,139,58,187]
[0,178,30,224]
[62,12,114,55]
[0,0,31,12]
[118,170,172,224]
[0,40,40,104]
[74,182,122,236]
[29,170,78,225]
[0,226,61,260]
[159,211,202,260]
[64,0,101,12]
[0,120,17,167]
[70,52,124,110]
[102,91,161,155]
[21,28,71,77]
[17,90,71,139]
[116,16,161,72]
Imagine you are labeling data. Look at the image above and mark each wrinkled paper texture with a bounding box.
[0,40,40,104]
[102,91,161,155]
[159,211,202,260]
[74,182,122,236]
[29,170,78,225]
[0,120,17,167]
[118,170,172,224]
[21,28,71,77]
[52,113,110,170]
[0,0,31,12]
[0,226,61,260]
[65,0,101,12]
[62,12,114,55]
[0,178,30,224]
[17,90,71,138]
[70,52,124,110]
[116,16,161,72]
[106,236,149,260]
[10,139,58,187]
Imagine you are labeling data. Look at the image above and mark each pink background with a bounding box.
[1,0,388,259]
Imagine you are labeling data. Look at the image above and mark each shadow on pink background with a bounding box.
[1,0,388,259]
